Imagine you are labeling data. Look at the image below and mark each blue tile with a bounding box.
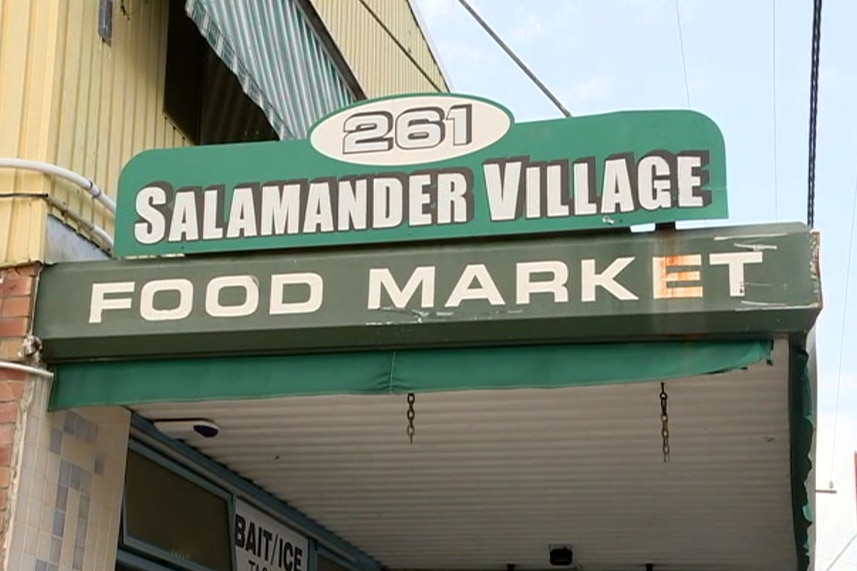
[52,510,65,538]
[49,429,63,454]
[70,465,81,491]
[58,461,71,487]
[93,454,105,475]
[55,486,68,511]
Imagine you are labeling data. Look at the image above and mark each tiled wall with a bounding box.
[4,375,130,571]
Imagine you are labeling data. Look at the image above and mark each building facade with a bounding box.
[0,2,822,571]
[0,1,446,569]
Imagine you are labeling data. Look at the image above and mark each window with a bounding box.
[163,0,278,145]
[122,448,233,571]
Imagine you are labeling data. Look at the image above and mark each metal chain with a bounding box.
[660,383,670,463]
[806,0,823,228]
[406,393,416,444]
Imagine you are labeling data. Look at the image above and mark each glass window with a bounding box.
[123,449,232,571]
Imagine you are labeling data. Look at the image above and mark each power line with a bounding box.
[673,0,691,107]
[822,159,857,539]
[455,0,571,117]
[824,533,857,571]
[807,0,823,227]
[772,0,780,220]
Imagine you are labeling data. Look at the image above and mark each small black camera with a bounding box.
[549,546,573,567]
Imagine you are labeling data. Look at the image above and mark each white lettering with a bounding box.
[89,282,135,323]
[168,191,199,242]
[368,267,435,309]
[652,254,703,299]
[484,161,522,221]
[270,273,323,314]
[338,179,368,231]
[202,189,224,240]
[516,261,568,304]
[205,276,260,317]
[140,279,193,321]
[445,264,505,307]
[573,161,597,215]
[546,163,569,217]
[601,158,635,214]
[525,166,541,219]
[260,183,301,236]
[677,155,704,207]
[637,156,672,211]
[373,177,403,229]
[303,182,334,233]
[226,186,258,238]
[709,251,764,297]
[134,186,167,245]
[581,257,638,301]
[436,172,468,224]
[408,174,433,226]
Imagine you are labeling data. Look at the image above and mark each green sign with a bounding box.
[37,223,819,362]
[115,94,728,257]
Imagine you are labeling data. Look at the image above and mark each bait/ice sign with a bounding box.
[114,93,728,257]
[309,94,512,166]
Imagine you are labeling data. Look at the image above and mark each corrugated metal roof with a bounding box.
[134,339,797,570]
[185,0,356,139]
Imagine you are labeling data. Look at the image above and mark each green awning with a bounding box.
[49,339,771,410]
[185,0,356,139]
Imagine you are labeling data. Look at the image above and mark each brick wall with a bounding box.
[0,263,40,562]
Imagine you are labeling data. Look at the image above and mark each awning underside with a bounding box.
[126,339,806,571]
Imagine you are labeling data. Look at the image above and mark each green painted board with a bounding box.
[115,94,728,256]
[35,222,820,362]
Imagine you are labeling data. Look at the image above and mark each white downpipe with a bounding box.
[0,360,54,379]
[0,158,116,214]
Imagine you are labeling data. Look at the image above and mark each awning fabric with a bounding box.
[185,0,355,139]
[49,340,771,410]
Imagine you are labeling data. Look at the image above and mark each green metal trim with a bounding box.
[49,339,771,410]
[789,335,815,571]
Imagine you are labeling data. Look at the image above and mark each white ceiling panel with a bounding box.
[133,339,796,571]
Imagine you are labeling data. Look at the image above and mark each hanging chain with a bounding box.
[660,382,670,463]
[406,393,416,444]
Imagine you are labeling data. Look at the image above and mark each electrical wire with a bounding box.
[673,0,691,107]
[455,0,571,117]
[772,0,780,220]
[824,533,857,571]
[821,163,857,538]
[807,0,823,227]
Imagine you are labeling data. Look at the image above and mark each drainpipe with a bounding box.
[0,158,116,214]
[0,361,54,379]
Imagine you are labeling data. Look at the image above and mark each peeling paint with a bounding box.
[713,232,788,241]
[733,243,778,251]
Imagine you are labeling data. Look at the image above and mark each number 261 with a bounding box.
[342,105,472,155]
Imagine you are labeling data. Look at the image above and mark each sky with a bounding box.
[410,0,857,568]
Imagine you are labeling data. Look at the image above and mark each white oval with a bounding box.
[309,94,513,167]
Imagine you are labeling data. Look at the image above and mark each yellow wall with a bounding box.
[0,0,447,266]
[0,0,188,265]
[309,0,448,98]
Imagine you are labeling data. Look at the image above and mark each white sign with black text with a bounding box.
[235,499,309,571]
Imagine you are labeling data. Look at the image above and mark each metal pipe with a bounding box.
[455,0,572,117]
[0,157,116,214]
[0,360,54,379]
